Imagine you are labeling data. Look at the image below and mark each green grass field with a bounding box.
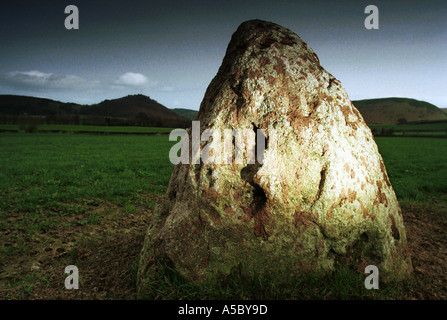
[1,131,446,299]
[1,133,444,216]
[375,137,447,204]
[0,133,174,234]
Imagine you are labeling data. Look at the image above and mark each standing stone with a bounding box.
[137,20,412,291]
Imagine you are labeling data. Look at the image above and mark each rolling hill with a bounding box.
[0,95,82,115]
[352,97,447,124]
[82,95,190,127]
[0,94,190,128]
[170,98,446,125]
[1,95,444,127]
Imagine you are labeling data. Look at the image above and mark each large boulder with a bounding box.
[137,20,412,290]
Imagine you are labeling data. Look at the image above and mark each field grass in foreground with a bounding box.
[375,137,447,205]
[0,133,174,219]
[1,134,444,216]
[0,133,446,299]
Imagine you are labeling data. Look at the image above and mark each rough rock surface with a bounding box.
[137,20,412,289]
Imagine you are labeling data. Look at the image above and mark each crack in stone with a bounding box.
[315,166,327,202]
[240,123,270,239]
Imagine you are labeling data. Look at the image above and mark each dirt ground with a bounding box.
[0,202,446,300]
[399,201,447,299]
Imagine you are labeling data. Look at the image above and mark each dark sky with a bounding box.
[1,0,446,109]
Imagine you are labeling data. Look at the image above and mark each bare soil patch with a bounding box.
[1,202,445,300]
[401,202,447,299]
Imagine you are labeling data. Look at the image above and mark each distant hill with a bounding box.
[441,108,447,115]
[2,95,443,127]
[0,94,190,128]
[352,98,447,124]
[83,95,190,127]
[0,95,82,115]
[171,108,198,120]
[171,98,446,125]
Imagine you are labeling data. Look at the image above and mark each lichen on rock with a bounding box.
[137,19,412,291]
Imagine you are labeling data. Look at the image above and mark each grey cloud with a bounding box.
[1,70,98,91]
